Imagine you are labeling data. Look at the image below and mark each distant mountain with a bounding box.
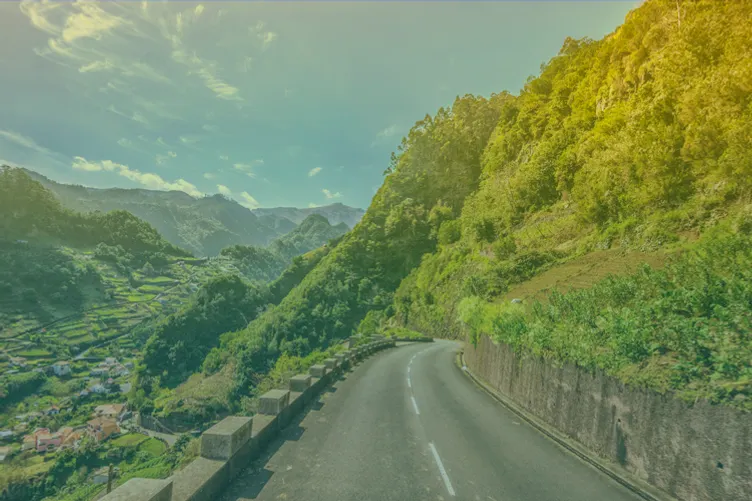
[253,203,365,229]
[22,169,364,257]
[269,213,350,261]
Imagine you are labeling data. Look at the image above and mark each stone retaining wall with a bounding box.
[101,339,396,501]
[464,335,752,501]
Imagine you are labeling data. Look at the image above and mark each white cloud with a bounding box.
[322,188,342,199]
[155,152,176,165]
[219,155,229,161]
[196,66,241,101]
[78,59,114,73]
[259,31,278,49]
[371,124,401,147]
[216,184,232,196]
[203,172,215,180]
[308,203,321,208]
[377,124,399,138]
[239,191,260,209]
[107,105,149,125]
[19,0,63,36]
[0,129,55,156]
[61,2,124,43]
[202,124,219,132]
[308,167,322,177]
[194,5,205,18]
[233,160,263,178]
[72,156,202,197]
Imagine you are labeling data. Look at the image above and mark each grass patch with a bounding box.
[137,438,167,457]
[111,433,149,448]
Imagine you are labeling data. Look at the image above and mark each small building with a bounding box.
[0,430,13,441]
[51,361,72,377]
[124,361,135,370]
[21,435,36,451]
[90,384,107,394]
[90,367,108,377]
[9,357,27,369]
[35,431,63,453]
[104,357,117,366]
[45,405,61,416]
[93,403,127,421]
[87,418,119,442]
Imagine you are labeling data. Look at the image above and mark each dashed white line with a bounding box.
[411,395,420,415]
[429,442,456,497]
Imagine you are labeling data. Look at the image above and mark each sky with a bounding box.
[0,1,638,210]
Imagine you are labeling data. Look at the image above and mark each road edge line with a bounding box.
[456,349,676,501]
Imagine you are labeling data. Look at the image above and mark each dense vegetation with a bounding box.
[190,0,752,408]
[461,224,752,408]
[135,275,272,393]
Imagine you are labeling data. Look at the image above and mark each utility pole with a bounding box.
[106,463,114,494]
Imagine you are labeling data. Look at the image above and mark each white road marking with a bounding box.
[429,442,456,497]
[411,396,420,415]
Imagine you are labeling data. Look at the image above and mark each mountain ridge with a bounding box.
[21,168,364,257]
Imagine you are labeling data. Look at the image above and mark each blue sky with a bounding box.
[0,1,638,210]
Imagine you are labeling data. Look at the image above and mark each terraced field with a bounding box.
[0,252,237,369]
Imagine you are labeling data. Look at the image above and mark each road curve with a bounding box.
[221,340,642,501]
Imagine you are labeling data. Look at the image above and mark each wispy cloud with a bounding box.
[371,124,401,147]
[239,191,260,209]
[322,188,342,199]
[0,129,56,156]
[107,105,149,125]
[233,160,263,178]
[219,154,229,161]
[78,59,114,73]
[377,124,399,138]
[155,151,177,165]
[72,156,202,197]
[308,167,322,177]
[203,172,215,180]
[216,184,232,196]
[308,203,321,208]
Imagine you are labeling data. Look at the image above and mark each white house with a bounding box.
[52,361,71,376]
[90,384,107,394]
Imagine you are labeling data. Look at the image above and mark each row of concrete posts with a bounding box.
[100,339,396,501]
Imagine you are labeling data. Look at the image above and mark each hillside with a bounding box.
[24,169,364,257]
[189,0,751,411]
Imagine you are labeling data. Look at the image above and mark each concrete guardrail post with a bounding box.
[99,478,173,501]
[201,416,254,461]
[323,358,338,372]
[289,374,312,392]
[310,364,327,378]
[258,389,291,416]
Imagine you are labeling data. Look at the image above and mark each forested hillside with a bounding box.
[191,0,751,410]
[26,169,364,256]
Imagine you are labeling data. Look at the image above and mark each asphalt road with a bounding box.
[222,340,642,501]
